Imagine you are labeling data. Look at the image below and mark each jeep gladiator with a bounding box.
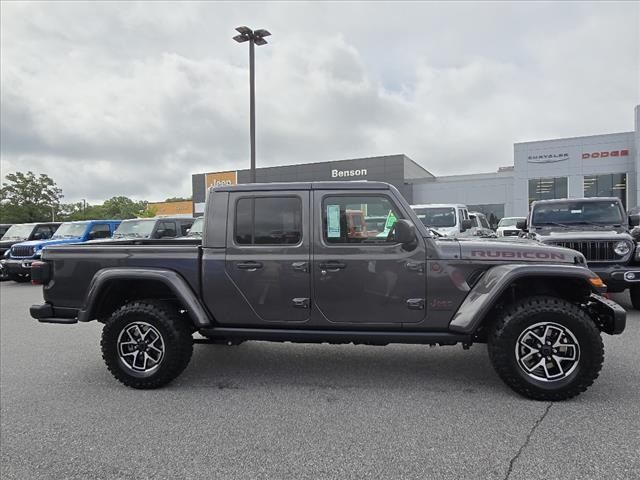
[30,182,626,400]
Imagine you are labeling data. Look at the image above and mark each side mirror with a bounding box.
[516,220,527,230]
[460,219,473,232]
[153,229,165,239]
[629,214,640,227]
[394,219,416,247]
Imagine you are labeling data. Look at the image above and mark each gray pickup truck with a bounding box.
[30,182,625,400]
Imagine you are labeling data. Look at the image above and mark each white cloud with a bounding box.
[1,1,638,203]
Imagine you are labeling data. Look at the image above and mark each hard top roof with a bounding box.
[212,181,392,192]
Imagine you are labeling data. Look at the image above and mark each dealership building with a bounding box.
[192,105,640,223]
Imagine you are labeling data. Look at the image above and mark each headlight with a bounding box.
[614,241,631,256]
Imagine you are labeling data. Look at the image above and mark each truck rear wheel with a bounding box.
[488,296,603,401]
[101,300,193,389]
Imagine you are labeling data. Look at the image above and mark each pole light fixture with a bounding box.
[233,26,271,183]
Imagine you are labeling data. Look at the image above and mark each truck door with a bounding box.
[224,190,311,323]
[312,191,427,325]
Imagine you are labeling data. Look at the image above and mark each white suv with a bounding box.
[496,217,526,237]
[411,204,473,237]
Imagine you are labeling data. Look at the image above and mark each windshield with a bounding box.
[113,219,156,238]
[413,207,457,228]
[531,201,624,226]
[1,224,35,241]
[498,217,524,227]
[52,222,88,239]
[187,218,204,237]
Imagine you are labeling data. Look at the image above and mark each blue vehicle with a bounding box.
[2,220,120,282]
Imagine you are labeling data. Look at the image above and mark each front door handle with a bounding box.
[236,261,263,271]
[292,297,310,309]
[319,261,346,272]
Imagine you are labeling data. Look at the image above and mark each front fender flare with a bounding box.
[77,267,212,328]
[448,264,598,334]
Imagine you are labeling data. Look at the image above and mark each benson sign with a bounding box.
[331,168,368,178]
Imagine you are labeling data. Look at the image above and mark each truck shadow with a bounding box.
[180,342,504,394]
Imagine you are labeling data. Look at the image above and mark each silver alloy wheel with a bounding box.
[515,321,580,382]
[117,322,165,376]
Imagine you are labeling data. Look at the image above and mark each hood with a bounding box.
[457,237,585,265]
[432,226,459,237]
[532,227,631,242]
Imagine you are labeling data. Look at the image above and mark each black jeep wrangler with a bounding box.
[520,197,640,308]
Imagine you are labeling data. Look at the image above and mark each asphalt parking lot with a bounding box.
[1,281,639,480]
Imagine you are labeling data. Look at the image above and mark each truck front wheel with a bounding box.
[101,300,193,389]
[488,296,603,401]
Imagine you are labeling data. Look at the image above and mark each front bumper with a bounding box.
[588,294,626,335]
[590,264,640,292]
[1,258,37,275]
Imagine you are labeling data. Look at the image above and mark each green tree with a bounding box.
[164,196,192,202]
[0,171,63,223]
[101,196,149,219]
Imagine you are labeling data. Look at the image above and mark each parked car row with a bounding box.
[0,216,197,282]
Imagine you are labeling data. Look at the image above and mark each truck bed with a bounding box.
[41,240,201,309]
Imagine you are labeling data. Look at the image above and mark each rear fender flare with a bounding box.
[77,268,212,328]
[449,264,598,334]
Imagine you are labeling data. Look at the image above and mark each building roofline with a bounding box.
[515,130,635,146]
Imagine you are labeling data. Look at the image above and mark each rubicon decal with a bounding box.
[471,250,566,260]
[582,150,629,159]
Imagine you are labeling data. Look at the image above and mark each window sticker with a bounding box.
[327,204,341,238]
[384,210,397,230]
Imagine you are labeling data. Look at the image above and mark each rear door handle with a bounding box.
[236,261,263,271]
[291,261,309,273]
[319,261,346,272]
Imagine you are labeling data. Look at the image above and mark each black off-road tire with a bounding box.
[101,300,193,389]
[629,285,640,310]
[488,296,604,401]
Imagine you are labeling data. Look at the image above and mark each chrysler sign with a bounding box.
[527,153,569,163]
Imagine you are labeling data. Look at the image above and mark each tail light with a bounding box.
[31,261,51,285]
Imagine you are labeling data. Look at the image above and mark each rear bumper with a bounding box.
[589,294,626,335]
[30,303,79,324]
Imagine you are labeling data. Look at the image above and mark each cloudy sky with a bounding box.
[1,1,638,204]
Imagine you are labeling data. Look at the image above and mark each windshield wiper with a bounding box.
[429,228,443,238]
[571,221,618,229]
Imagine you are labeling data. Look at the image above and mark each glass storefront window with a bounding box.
[528,177,568,205]
[584,173,627,208]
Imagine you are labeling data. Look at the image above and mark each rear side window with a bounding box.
[235,197,302,245]
[89,224,111,239]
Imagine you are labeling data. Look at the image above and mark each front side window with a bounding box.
[235,197,302,245]
[323,196,401,244]
[479,215,490,229]
[34,225,55,239]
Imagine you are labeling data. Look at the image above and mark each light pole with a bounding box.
[233,26,271,183]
